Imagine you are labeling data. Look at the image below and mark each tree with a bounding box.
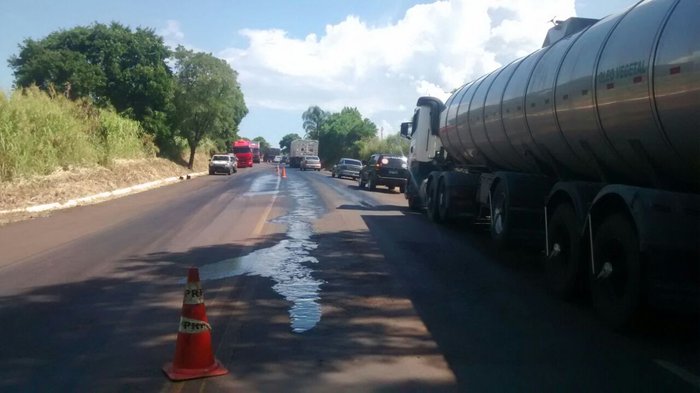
[279,133,301,153]
[301,105,328,140]
[171,46,247,168]
[357,133,409,160]
[252,136,270,152]
[317,107,377,165]
[8,22,175,145]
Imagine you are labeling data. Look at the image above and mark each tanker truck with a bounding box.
[401,0,699,329]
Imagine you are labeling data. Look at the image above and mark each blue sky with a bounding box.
[0,0,637,147]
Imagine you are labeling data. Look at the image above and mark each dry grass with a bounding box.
[0,153,210,225]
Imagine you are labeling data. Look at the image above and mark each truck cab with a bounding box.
[401,97,445,209]
[232,140,253,168]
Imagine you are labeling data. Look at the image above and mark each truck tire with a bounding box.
[358,176,366,189]
[368,176,377,191]
[545,204,583,298]
[437,180,451,223]
[406,181,420,210]
[590,213,642,331]
[490,181,510,245]
[426,181,442,223]
[399,184,406,194]
[332,172,336,178]
[209,169,214,175]
[408,195,421,210]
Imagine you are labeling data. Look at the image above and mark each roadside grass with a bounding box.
[0,86,155,181]
[0,87,221,225]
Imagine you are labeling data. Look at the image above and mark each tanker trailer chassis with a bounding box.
[404,130,700,329]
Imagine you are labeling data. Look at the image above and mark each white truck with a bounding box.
[401,0,700,329]
[289,139,319,168]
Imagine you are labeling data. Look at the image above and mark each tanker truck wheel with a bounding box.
[408,195,421,210]
[437,180,451,223]
[489,181,510,245]
[406,181,421,211]
[545,204,583,299]
[426,181,443,223]
[590,213,642,330]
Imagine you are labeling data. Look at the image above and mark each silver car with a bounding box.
[331,158,362,180]
[300,156,321,171]
[209,154,237,175]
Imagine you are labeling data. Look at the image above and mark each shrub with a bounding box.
[0,86,156,181]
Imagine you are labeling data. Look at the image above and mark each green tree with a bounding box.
[8,22,175,145]
[301,105,328,140]
[317,107,377,165]
[171,46,247,168]
[252,136,270,152]
[279,133,301,153]
[357,133,410,160]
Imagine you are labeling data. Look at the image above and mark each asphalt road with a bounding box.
[0,164,698,392]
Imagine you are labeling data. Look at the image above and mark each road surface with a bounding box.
[0,164,698,392]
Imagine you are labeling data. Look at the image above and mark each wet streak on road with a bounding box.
[198,173,326,333]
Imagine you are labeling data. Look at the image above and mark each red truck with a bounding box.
[231,140,253,168]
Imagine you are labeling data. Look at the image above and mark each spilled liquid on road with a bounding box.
[198,173,324,333]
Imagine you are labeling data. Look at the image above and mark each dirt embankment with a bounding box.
[0,156,209,226]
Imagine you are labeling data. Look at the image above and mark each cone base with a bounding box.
[162,359,228,381]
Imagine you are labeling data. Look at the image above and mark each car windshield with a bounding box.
[345,159,361,166]
[212,155,229,161]
[306,156,320,161]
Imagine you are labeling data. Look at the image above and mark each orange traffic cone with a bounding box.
[281,166,287,179]
[162,267,228,381]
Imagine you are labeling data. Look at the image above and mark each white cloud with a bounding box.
[158,20,185,48]
[220,0,576,135]
[158,19,205,55]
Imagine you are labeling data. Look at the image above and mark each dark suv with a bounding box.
[358,154,408,192]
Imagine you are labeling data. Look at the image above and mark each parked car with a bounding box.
[209,154,237,175]
[300,155,322,171]
[273,155,282,163]
[358,154,408,192]
[331,158,362,180]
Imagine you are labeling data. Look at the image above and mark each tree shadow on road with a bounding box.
[0,229,457,393]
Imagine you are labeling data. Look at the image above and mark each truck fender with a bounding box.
[588,186,700,316]
[487,171,554,246]
[546,181,605,237]
[493,172,554,210]
[437,171,480,219]
[590,185,700,255]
